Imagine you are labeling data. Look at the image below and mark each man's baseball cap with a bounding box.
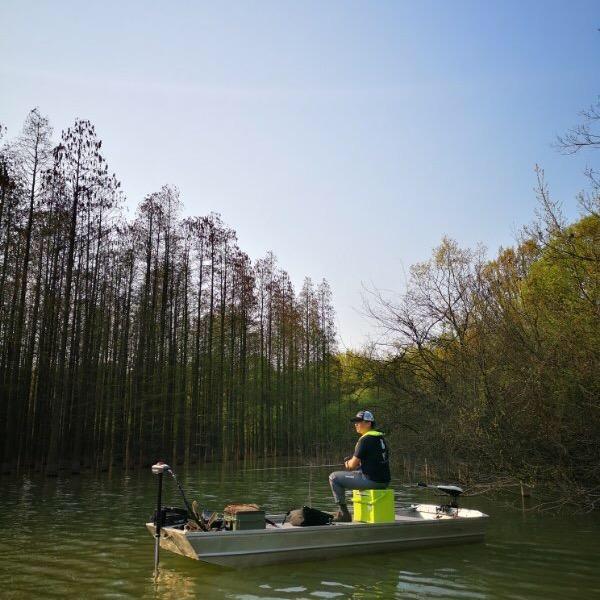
[350,410,375,423]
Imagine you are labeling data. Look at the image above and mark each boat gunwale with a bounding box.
[146,508,488,540]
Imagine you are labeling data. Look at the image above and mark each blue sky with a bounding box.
[1,1,598,347]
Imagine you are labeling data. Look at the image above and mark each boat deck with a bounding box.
[264,504,477,529]
[268,514,423,529]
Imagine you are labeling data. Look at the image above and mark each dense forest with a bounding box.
[0,110,341,474]
[2,101,598,511]
[343,102,600,509]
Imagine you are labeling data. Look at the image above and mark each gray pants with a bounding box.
[329,470,388,504]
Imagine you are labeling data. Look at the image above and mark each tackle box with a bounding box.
[223,503,266,531]
[352,489,395,523]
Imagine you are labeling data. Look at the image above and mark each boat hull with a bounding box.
[146,506,488,568]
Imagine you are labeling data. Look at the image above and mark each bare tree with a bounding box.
[3,110,53,465]
[556,98,600,154]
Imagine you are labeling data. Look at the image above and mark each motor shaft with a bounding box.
[152,462,169,577]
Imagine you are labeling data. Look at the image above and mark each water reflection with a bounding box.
[1,464,600,599]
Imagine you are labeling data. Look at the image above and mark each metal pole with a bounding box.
[152,462,170,577]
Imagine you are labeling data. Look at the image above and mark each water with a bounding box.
[1,464,599,599]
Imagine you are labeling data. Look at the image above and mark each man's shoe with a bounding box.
[332,505,352,522]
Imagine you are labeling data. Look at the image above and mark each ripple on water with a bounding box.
[2,468,600,600]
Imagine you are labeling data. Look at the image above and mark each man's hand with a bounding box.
[344,456,361,470]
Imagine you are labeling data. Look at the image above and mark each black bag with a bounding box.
[153,506,188,527]
[285,506,333,527]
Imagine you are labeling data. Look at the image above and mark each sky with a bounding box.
[1,1,598,348]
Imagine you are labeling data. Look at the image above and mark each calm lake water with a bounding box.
[1,463,599,599]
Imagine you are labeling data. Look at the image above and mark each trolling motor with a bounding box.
[151,462,169,576]
[151,461,204,575]
[418,482,464,510]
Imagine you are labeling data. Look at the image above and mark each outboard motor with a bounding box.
[418,482,464,510]
[435,485,463,508]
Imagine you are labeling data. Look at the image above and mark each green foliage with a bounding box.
[355,203,600,507]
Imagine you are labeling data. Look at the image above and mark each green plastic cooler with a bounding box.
[352,489,395,523]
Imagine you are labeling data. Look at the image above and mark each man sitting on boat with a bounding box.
[329,410,391,522]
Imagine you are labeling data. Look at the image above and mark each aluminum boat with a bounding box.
[145,502,488,568]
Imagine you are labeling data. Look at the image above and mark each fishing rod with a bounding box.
[243,463,343,472]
